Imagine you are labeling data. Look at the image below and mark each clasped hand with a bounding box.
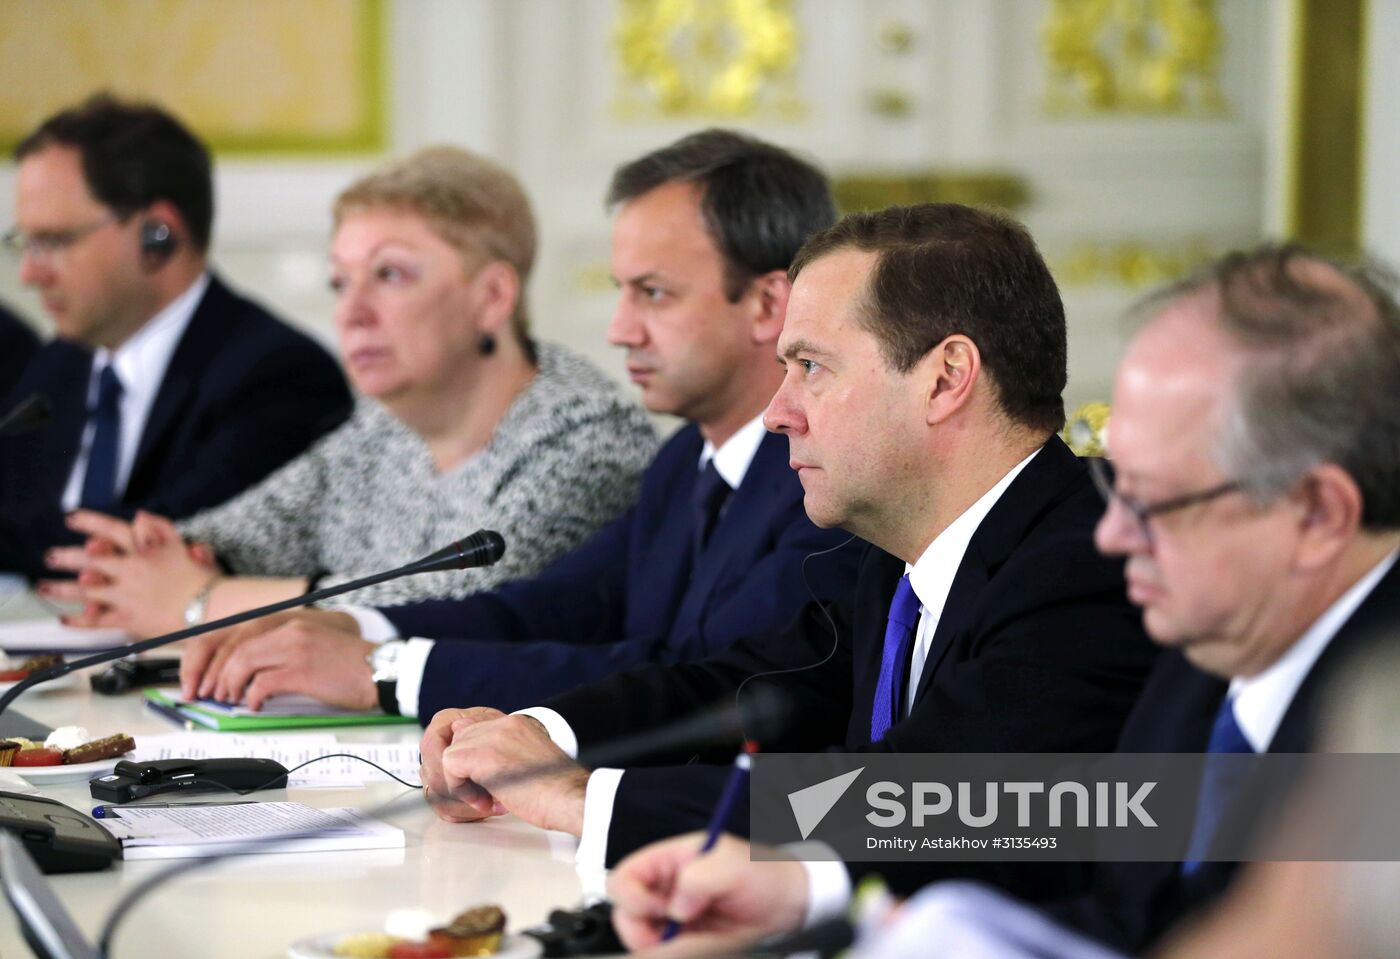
[419,707,589,835]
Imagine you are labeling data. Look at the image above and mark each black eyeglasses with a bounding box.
[1087,457,1244,548]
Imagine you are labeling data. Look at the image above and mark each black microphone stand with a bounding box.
[0,530,505,718]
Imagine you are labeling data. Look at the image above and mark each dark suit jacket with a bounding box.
[1046,556,1400,954]
[382,426,861,718]
[0,304,39,396]
[0,275,352,577]
[541,437,1159,870]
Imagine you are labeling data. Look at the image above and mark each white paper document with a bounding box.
[128,734,422,789]
[0,618,131,652]
[97,802,405,860]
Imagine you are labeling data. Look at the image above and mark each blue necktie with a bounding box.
[1181,695,1254,875]
[691,460,731,565]
[870,574,920,743]
[79,365,123,511]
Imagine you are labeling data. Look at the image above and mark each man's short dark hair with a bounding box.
[791,203,1067,434]
[15,93,214,252]
[607,128,835,301]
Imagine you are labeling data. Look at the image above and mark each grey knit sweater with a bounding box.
[178,342,657,607]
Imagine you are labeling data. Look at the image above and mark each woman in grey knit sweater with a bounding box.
[48,146,655,637]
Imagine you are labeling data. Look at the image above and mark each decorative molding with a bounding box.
[1288,0,1364,255]
[1040,0,1225,116]
[1051,240,1217,287]
[1063,401,1111,457]
[0,0,386,155]
[832,171,1030,214]
[611,0,803,119]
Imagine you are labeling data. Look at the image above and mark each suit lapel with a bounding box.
[912,437,1088,704]
[1268,556,1400,752]
[127,277,226,499]
[672,432,789,635]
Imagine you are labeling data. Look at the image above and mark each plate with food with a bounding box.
[287,905,540,959]
[0,727,136,784]
[0,653,77,692]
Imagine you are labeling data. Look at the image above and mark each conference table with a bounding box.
[0,589,594,959]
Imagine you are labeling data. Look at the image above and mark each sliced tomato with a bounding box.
[387,943,451,959]
[0,669,30,682]
[13,748,63,766]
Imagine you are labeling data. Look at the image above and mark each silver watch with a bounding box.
[368,640,406,684]
[183,576,222,627]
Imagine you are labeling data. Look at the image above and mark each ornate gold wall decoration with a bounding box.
[0,0,384,154]
[612,0,802,119]
[832,172,1030,214]
[1041,0,1225,115]
[1052,240,1216,287]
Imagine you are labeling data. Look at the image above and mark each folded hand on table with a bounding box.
[608,833,810,955]
[179,608,372,710]
[420,708,589,835]
[39,509,216,636]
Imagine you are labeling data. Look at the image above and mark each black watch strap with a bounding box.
[376,679,400,716]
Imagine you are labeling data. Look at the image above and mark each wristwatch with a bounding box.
[368,640,405,715]
[183,575,223,627]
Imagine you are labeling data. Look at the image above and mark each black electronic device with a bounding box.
[0,793,119,875]
[89,657,181,695]
[89,758,289,803]
[0,833,101,959]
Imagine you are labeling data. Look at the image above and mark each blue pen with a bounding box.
[143,696,193,730]
[92,800,260,818]
[661,744,756,942]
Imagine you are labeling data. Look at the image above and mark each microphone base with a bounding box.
[0,712,51,742]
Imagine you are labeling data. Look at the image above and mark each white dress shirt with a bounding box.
[343,414,773,718]
[61,273,209,511]
[1230,548,1398,752]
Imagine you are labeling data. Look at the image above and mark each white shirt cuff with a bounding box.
[393,638,436,719]
[795,853,851,928]
[513,707,579,759]
[573,767,623,871]
[340,605,400,643]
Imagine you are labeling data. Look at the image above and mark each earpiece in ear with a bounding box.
[139,220,177,267]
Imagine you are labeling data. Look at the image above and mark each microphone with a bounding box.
[0,393,52,438]
[0,529,506,718]
[747,917,856,957]
[90,688,795,958]
[577,683,791,769]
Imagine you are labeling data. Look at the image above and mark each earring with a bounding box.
[478,333,497,356]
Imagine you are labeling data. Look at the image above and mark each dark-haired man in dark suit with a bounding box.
[419,202,1157,885]
[0,95,350,578]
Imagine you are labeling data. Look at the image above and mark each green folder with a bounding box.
[143,688,417,731]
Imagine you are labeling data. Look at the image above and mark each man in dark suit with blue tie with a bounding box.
[0,94,351,579]
[599,244,1400,958]
[418,203,1157,880]
[175,130,861,720]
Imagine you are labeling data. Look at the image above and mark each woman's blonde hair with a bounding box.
[334,145,537,341]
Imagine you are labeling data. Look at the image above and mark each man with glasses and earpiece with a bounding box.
[0,94,351,580]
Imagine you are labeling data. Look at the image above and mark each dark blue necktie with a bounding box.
[870,574,921,743]
[1181,695,1254,875]
[691,460,732,565]
[79,365,124,511]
